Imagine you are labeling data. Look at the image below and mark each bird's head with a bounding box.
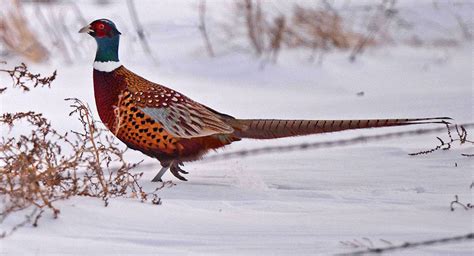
[79,19,121,38]
[79,19,121,63]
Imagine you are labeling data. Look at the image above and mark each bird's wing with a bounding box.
[127,81,234,139]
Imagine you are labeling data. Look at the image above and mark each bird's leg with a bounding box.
[169,161,188,181]
[151,165,170,182]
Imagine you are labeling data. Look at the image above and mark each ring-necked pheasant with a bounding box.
[79,19,450,182]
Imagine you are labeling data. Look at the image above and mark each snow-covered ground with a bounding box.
[1,0,473,255]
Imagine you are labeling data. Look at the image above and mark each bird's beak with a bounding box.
[78,25,93,34]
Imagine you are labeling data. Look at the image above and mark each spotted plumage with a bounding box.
[80,19,451,182]
[93,66,238,164]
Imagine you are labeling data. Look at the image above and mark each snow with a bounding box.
[1,0,473,255]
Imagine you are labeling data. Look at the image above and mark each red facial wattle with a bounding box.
[91,21,111,38]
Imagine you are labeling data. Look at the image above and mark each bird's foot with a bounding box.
[151,161,188,182]
[170,162,188,181]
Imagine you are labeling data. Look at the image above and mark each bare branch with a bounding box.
[337,233,474,255]
[198,0,215,57]
[126,0,158,64]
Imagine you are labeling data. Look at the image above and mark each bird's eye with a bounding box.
[98,24,105,30]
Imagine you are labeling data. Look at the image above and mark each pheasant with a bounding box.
[79,19,450,182]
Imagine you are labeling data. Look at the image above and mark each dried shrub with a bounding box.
[266,15,285,63]
[215,0,378,63]
[0,0,49,62]
[1,0,93,63]
[0,62,171,238]
[408,123,473,212]
[287,5,369,50]
[348,0,398,62]
[238,0,265,55]
[409,123,473,157]
[0,62,57,92]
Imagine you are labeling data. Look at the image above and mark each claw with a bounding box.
[177,165,189,174]
[170,162,188,181]
[153,161,188,181]
[170,167,188,181]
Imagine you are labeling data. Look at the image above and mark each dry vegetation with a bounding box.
[201,0,472,63]
[0,62,170,238]
[450,194,473,211]
[0,0,49,62]
[0,0,154,64]
[208,0,396,63]
[2,0,471,64]
[409,123,473,157]
[0,62,56,92]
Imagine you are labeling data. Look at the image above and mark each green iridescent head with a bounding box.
[79,19,121,62]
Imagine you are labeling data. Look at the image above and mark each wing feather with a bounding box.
[121,68,235,139]
[139,99,234,139]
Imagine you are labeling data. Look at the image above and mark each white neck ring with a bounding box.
[93,61,122,72]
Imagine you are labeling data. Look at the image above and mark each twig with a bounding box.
[242,0,265,56]
[337,233,474,255]
[198,0,215,57]
[126,0,158,64]
[0,62,57,91]
[451,11,472,40]
[349,0,397,62]
[112,93,126,136]
[410,124,473,156]
[82,101,109,199]
[450,195,473,211]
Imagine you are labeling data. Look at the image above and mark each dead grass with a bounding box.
[288,5,369,50]
[210,0,472,63]
[216,0,378,63]
[0,0,49,62]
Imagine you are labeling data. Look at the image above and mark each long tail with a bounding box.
[231,117,451,139]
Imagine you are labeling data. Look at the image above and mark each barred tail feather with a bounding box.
[232,117,451,139]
